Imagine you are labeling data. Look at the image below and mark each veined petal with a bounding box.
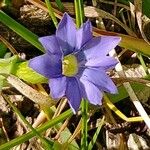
[66,77,82,113]
[80,78,103,105]
[49,76,67,99]
[85,56,118,70]
[83,36,121,59]
[29,54,62,78]
[76,20,92,50]
[56,13,76,55]
[80,68,117,94]
[39,35,62,56]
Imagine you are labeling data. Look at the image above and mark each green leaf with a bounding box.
[0,55,19,75]
[118,0,150,18]
[119,34,150,57]
[45,0,58,27]
[0,56,47,84]
[53,140,79,150]
[88,116,105,150]
[0,75,6,91]
[143,0,150,18]
[0,109,73,150]
[15,61,48,84]
[52,122,79,150]
[4,52,11,58]
[55,0,65,11]
[107,83,147,103]
[1,0,11,6]
[0,10,44,52]
[59,130,79,150]
[0,42,7,58]
[53,141,62,150]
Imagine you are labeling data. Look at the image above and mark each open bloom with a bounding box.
[29,13,121,113]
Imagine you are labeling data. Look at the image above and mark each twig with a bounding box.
[6,74,56,107]
[45,98,67,137]
[112,77,150,86]
[0,35,18,55]
[109,50,150,129]
[54,118,70,140]
[32,111,47,128]
[68,119,82,144]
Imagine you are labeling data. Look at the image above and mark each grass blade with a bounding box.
[0,10,44,52]
[88,116,105,150]
[0,109,73,150]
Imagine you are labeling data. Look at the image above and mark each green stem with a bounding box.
[137,53,149,75]
[78,0,84,24]
[88,116,105,150]
[45,0,58,28]
[0,10,44,52]
[0,109,73,150]
[75,0,81,28]
[2,94,52,150]
[74,1,87,149]
[55,0,65,11]
[81,99,88,150]
[74,0,85,27]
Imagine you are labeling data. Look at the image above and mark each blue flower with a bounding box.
[29,13,121,113]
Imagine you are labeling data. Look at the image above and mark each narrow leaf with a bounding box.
[0,10,44,52]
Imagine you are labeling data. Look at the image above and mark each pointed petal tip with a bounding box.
[84,19,92,28]
[59,12,74,27]
[63,12,71,18]
[76,20,93,50]
[38,36,46,43]
[83,35,121,58]
[56,12,76,55]
[114,36,121,43]
[28,56,40,71]
[103,35,121,45]
[68,100,78,114]
[38,35,63,56]
[109,86,118,94]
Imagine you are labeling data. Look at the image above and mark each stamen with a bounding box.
[62,54,78,77]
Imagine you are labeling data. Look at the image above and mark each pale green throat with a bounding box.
[62,54,78,77]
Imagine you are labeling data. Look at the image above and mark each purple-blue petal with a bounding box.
[29,54,62,78]
[80,78,103,105]
[76,20,92,50]
[80,68,117,94]
[85,56,118,70]
[49,76,67,99]
[56,13,76,55]
[39,35,62,57]
[66,77,82,113]
[83,36,121,60]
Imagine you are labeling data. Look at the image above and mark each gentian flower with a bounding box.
[29,13,121,113]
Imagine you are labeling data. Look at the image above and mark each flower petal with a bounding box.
[56,13,76,55]
[83,36,121,59]
[76,20,92,50]
[49,76,67,99]
[66,77,82,113]
[80,68,117,94]
[85,56,118,69]
[29,54,62,78]
[39,35,62,56]
[80,78,103,105]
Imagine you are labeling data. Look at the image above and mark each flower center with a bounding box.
[62,54,78,77]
